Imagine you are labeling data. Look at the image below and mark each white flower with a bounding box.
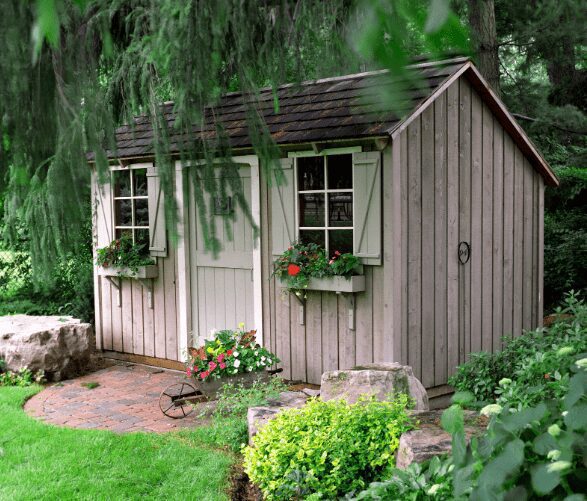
[547,461,571,473]
[576,358,587,370]
[233,351,239,358]
[548,424,561,437]
[261,356,266,362]
[498,378,512,387]
[233,359,241,368]
[480,404,502,417]
[247,366,253,372]
[207,328,218,340]
[547,450,561,461]
[427,484,442,496]
[254,351,258,356]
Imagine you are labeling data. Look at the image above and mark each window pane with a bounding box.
[115,199,132,226]
[300,230,325,249]
[297,156,324,190]
[327,154,352,189]
[328,193,353,227]
[113,170,131,197]
[133,169,148,196]
[299,194,324,227]
[135,199,149,226]
[115,228,132,240]
[329,230,353,255]
[135,229,150,252]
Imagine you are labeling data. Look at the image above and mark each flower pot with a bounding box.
[97,264,158,279]
[279,275,366,293]
[196,370,270,399]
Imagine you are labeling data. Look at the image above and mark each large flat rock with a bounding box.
[395,410,486,469]
[320,362,429,410]
[0,315,93,381]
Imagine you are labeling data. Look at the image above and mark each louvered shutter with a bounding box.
[271,157,296,256]
[353,151,382,265]
[147,165,168,257]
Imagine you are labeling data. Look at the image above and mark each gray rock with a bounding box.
[302,388,321,398]
[320,363,429,410]
[0,315,93,381]
[396,410,485,469]
[247,391,308,444]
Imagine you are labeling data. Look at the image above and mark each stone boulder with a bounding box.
[320,363,429,410]
[0,315,93,381]
[395,410,486,469]
[247,391,309,444]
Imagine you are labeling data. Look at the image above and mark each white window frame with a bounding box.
[293,148,359,255]
[111,164,149,244]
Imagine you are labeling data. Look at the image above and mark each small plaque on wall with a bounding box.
[213,195,233,215]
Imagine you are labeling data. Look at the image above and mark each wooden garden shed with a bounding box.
[90,56,558,394]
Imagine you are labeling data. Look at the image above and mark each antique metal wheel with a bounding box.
[158,382,200,419]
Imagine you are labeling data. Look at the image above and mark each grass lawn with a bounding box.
[0,385,234,500]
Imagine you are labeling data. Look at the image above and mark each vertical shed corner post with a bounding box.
[175,160,191,362]
[337,292,356,331]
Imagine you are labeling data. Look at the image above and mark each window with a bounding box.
[112,167,149,248]
[296,154,353,256]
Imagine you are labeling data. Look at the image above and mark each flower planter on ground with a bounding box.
[197,370,270,399]
[279,274,366,293]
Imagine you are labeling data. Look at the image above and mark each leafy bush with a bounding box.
[188,377,288,452]
[449,292,587,406]
[243,395,413,500]
[0,362,45,387]
[544,167,587,310]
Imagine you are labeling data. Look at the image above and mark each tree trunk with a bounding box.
[468,0,500,96]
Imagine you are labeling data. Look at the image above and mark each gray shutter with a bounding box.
[271,157,296,256]
[94,171,113,247]
[353,151,382,265]
[147,165,167,257]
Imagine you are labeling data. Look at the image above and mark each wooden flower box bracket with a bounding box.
[97,265,159,308]
[280,275,366,330]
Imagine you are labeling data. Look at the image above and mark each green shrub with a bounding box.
[0,362,45,387]
[243,395,413,500]
[449,292,587,406]
[188,377,288,452]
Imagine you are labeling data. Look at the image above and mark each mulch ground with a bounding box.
[24,362,205,433]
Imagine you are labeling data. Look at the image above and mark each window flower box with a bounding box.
[279,274,365,293]
[97,264,158,279]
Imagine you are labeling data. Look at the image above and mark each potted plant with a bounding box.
[185,324,280,398]
[273,241,365,296]
[96,235,157,279]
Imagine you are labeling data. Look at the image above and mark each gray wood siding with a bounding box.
[92,169,181,362]
[263,75,545,387]
[393,77,544,386]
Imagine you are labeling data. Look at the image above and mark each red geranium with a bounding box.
[288,263,301,276]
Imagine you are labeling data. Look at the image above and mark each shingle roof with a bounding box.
[107,57,470,159]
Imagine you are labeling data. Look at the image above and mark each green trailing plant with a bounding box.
[95,235,154,272]
[449,291,587,406]
[273,241,361,291]
[243,394,413,500]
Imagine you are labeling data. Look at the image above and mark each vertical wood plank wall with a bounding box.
[393,77,543,387]
[93,170,181,362]
[263,74,544,387]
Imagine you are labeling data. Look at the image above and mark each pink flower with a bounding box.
[329,259,334,264]
[217,353,225,363]
[200,371,209,379]
[334,250,341,256]
[209,361,218,371]
[227,349,233,356]
[186,368,192,377]
[219,363,226,369]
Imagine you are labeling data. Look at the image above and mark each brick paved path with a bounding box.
[25,363,206,433]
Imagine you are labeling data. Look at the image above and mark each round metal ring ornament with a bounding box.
[458,241,471,265]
